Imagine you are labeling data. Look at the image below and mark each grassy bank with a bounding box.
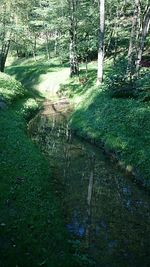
[6,57,69,101]
[0,72,74,267]
[60,62,150,188]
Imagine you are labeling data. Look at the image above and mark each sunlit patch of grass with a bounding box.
[5,58,70,101]
[6,55,67,68]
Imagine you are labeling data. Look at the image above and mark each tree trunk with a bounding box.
[54,31,58,56]
[45,31,50,60]
[0,40,10,72]
[136,5,150,74]
[32,35,37,62]
[85,56,88,78]
[97,0,105,84]
[68,0,79,77]
[126,0,141,79]
[69,29,79,77]
[113,6,119,64]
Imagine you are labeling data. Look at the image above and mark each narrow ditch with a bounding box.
[28,99,150,267]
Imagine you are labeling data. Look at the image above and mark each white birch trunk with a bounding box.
[97,0,105,84]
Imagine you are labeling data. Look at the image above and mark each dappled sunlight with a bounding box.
[5,62,70,101]
[36,68,70,99]
[59,68,97,98]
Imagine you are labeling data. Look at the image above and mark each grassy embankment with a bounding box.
[59,60,150,188]
[0,60,75,267]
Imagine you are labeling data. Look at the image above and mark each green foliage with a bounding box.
[104,60,135,97]
[68,240,95,267]
[0,72,26,103]
[136,70,150,101]
[102,57,150,100]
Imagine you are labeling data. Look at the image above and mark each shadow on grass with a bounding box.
[10,55,70,68]
[5,63,66,99]
[60,68,97,97]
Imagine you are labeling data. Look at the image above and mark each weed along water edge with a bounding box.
[29,99,150,267]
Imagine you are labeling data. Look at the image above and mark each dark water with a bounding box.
[29,101,150,267]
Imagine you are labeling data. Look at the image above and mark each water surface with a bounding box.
[29,100,150,267]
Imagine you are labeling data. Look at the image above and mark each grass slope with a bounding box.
[0,72,74,267]
[0,72,26,103]
[6,57,69,100]
[60,63,150,188]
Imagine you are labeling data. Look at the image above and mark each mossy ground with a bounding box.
[0,69,74,267]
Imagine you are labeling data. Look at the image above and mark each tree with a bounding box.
[136,3,150,74]
[97,0,105,84]
[126,0,141,79]
[126,0,150,79]
[0,0,12,72]
[67,0,79,77]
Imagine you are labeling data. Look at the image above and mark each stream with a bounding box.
[29,99,150,267]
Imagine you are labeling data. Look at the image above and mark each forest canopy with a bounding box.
[0,0,149,86]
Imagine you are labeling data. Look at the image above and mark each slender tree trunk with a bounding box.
[85,56,88,78]
[54,31,58,56]
[68,0,79,77]
[32,35,37,62]
[97,0,105,84]
[45,31,50,60]
[113,6,119,64]
[136,5,150,74]
[106,2,126,60]
[126,0,141,79]
[0,40,10,72]
[69,31,79,77]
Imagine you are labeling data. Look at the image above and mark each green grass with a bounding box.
[61,61,150,188]
[0,72,26,103]
[0,70,75,267]
[6,57,70,101]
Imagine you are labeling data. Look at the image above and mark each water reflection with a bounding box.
[29,101,150,267]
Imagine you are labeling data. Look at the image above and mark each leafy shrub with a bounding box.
[103,57,137,98]
[0,72,26,103]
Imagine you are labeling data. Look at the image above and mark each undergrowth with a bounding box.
[0,72,26,103]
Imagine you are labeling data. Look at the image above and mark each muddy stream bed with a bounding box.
[28,99,150,267]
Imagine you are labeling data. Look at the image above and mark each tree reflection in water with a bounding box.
[29,101,150,267]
